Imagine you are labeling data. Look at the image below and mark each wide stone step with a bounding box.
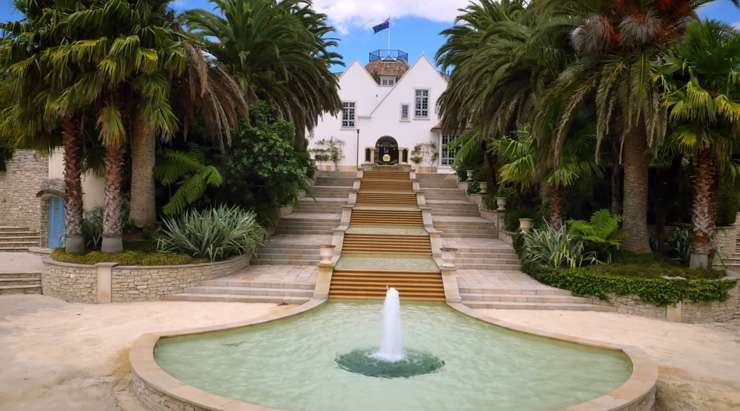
[257,249,319,256]
[463,301,614,311]
[0,277,42,286]
[274,229,334,235]
[461,293,590,304]
[252,258,320,265]
[0,226,32,233]
[202,279,315,290]
[309,187,353,198]
[0,284,42,295]
[184,286,313,298]
[163,293,311,304]
[314,177,356,186]
[455,257,521,264]
[456,263,521,270]
[441,232,497,239]
[458,287,571,296]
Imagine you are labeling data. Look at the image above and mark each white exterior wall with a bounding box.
[310,55,452,172]
[48,149,105,211]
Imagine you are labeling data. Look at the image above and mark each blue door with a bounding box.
[48,197,65,249]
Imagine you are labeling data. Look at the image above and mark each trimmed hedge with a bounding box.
[52,249,203,266]
[523,263,737,306]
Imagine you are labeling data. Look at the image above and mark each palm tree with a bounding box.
[0,0,87,253]
[182,0,342,150]
[535,0,739,253]
[657,20,740,268]
[128,30,248,229]
[436,0,572,205]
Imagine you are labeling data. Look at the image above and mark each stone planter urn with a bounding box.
[440,247,458,268]
[496,196,507,211]
[478,182,487,194]
[466,169,474,182]
[319,244,336,265]
[519,218,533,234]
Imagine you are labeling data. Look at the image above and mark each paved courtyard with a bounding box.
[478,309,740,411]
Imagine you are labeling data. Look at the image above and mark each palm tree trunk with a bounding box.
[62,114,85,253]
[690,148,716,268]
[610,162,621,215]
[621,127,651,253]
[547,183,563,229]
[129,111,157,228]
[101,142,126,253]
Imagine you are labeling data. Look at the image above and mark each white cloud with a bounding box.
[734,21,740,30]
[313,0,468,34]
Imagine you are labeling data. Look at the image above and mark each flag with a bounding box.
[373,18,390,34]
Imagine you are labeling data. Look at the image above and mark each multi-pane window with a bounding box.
[342,102,356,128]
[415,89,429,118]
[441,134,456,166]
[380,76,396,86]
[401,104,409,120]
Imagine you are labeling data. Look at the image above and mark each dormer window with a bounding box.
[380,76,396,86]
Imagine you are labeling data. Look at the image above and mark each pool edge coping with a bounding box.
[129,299,657,411]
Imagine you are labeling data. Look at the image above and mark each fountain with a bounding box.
[373,288,404,362]
[335,288,445,378]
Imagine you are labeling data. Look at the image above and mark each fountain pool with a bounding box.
[154,300,633,411]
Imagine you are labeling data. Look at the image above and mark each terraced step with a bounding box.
[163,293,311,304]
[309,186,353,198]
[422,189,468,201]
[463,301,613,311]
[360,179,413,192]
[362,171,410,180]
[416,175,459,189]
[342,234,432,256]
[0,226,33,233]
[350,209,423,227]
[252,258,320,265]
[0,273,42,295]
[182,286,313,298]
[460,293,590,304]
[330,270,444,301]
[314,177,357,186]
[356,192,418,205]
[296,200,346,213]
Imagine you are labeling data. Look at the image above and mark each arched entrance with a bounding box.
[375,136,399,165]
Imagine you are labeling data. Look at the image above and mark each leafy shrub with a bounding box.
[0,137,13,171]
[669,225,691,264]
[567,209,622,261]
[522,223,597,269]
[466,181,481,194]
[52,248,198,266]
[157,206,265,261]
[523,263,734,306]
[310,137,344,163]
[82,208,104,250]
[156,149,224,216]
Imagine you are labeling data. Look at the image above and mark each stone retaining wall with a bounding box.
[592,281,739,323]
[43,256,249,303]
[0,150,47,231]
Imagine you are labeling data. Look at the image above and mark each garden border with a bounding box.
[42,255,250,303]
[128,297,657,411]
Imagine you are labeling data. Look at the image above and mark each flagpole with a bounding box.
[387,18,391,50]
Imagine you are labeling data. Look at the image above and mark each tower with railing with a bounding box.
[366,49,409,86]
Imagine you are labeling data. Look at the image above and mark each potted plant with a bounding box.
[518,218,533,234]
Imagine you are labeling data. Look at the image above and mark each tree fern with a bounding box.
[155,149,224,216]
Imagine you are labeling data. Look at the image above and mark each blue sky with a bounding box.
[2,0,739,71]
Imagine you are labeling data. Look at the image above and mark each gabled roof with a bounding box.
[368,54,448,117]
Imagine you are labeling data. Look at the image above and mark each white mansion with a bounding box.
[309,49,455,173]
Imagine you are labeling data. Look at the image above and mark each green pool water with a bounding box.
[154,301,632,411]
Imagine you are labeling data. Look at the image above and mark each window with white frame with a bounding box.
[401,104,409,120]
[415,89,429,118]
[441,134,456,166]
[380,76,396,86]
[342,102,356,128]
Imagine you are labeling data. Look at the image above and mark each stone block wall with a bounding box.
[43,256,249,303]
[715,225,738,266]
[0,150,47,231]
[592,281,739,323]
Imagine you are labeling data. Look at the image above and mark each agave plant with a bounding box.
[157,206,266,261]
[522,222,598,269]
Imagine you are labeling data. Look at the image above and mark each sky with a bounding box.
[1,0,739,72]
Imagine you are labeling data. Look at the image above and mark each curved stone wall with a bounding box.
[42,256,249,303]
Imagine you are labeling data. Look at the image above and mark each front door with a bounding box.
[375,136,399,164]
[48,196,65,249]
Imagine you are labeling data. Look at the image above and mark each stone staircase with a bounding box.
[0,272,42,295]
[458,286,612,311]
[418,173,606,312]
[330,167,444,301]
[166,171,353,303]
[0,226,41,251]
[164,277,314,305]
